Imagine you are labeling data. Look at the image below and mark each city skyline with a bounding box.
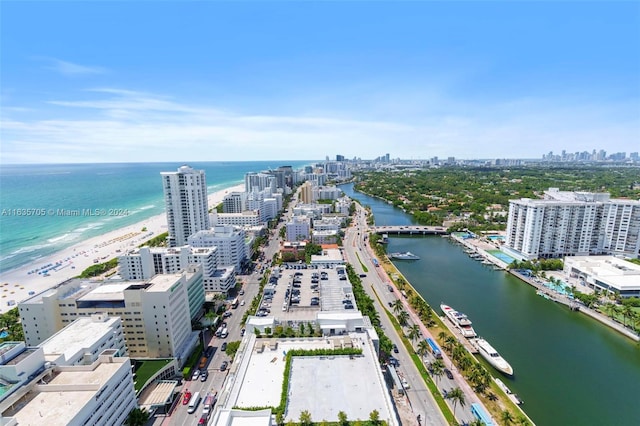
[1,2,638,164]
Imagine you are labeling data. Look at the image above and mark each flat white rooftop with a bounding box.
[147,273,182,292]
[8,361,124,426]
[40,316,119,363]
[565,256,640,291]
[229,335,395,424]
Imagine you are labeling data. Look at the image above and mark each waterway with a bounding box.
[342,183,640,426]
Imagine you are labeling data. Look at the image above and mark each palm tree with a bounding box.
[125,407,149,426]
[391,299,404,315]
[299,410,313,426]
[501,410,515,425]
[431,359,445,382]
[369,409,381,425]
[516,415,531,425]
[408,324,422,346]
[622,304,634,327]
[443,335,457,354]
[437,331,448,343]
[417,339,430,362]
[446,387,466,417]
[451,342,466,363]
[456,352,473,372]
[397,310,409,327]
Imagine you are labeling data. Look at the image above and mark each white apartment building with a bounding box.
[223,191,248,213]
[0,346,136,426]
[313,217,342,232]
[213,210,262,227]
[505,189,640,260]
[315,185,342,200]
[40,314,127,365]
[188,225,247,271]
[118,245,230,292]
[335,198,352,215]
[245,172,277,193]
[19,271,201,360]
[286,217,311,242]
[312,230,339,245]
[293,203,333,219]
[162,165,210,247]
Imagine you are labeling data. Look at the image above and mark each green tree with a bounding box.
[368,409,381,425]
[299,409,313,426]
[397,310,409,327]
[447,387,466,416]
[501,410,515,425]
[407,324,422,347]
[338,411,349,426]
[125,407,149,426]
[431,359,445,383]
[391,299,404,315]
[417,339,430,362]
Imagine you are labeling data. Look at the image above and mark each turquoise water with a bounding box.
[487,235,505,242]
[341,182,640,426]
[0,161,311,273]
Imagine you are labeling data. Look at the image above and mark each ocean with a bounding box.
[0,161,312,273]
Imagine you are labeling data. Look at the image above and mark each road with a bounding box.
[342,207,448,426]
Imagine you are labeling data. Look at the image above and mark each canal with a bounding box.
[342,183,640,426]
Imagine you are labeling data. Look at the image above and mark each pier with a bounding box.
[371,225,448,235]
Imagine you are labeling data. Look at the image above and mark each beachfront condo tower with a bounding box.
[162,165,210,247]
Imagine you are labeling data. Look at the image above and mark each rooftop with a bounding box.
[39,315,120,363]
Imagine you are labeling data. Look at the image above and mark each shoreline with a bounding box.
[448,233,640,342]
[0,183,245,314]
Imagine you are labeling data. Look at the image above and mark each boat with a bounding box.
[494,378,523,405]
[388,251,420,260]
[440,304,477,338]
[474,337,513,376]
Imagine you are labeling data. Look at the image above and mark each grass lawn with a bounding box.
[133,359,174,392]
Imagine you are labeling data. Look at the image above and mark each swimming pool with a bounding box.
[487,235,505,242]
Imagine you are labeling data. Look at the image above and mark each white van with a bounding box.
[187,391,201,414]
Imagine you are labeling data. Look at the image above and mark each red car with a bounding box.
[182,390,192,405]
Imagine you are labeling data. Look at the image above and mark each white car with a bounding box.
[240,300,245,306]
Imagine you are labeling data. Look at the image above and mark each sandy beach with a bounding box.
[0,183,245,314]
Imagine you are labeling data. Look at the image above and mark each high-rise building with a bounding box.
[161,165,210,247]
[505,188,640,260]
[19,270,202,359]
[300,181,314,204]
[223,191,248,213]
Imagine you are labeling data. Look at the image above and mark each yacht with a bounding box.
[474,338,513,376]
[388,251,420,260]
[440,304,477,338]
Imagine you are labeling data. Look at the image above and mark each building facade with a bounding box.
[505,189,640,260]
[161,165,210,247]
[19,271,202,360]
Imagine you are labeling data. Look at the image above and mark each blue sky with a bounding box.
[1,1,638,163]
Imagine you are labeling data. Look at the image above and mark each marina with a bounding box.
[342,182,640,426]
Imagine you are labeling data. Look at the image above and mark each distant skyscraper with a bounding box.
[336,154,345,162]
[161,165,210,247]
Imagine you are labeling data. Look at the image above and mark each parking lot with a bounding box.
[255,264,357,321]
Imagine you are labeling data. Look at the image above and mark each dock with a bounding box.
[439,315,478,354]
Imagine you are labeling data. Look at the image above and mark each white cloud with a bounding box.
[1,88,638,164]
[45,58,107,76]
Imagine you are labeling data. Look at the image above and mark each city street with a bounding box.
[342,207,449,426]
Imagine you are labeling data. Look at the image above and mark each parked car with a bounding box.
[191,369,200,380]
[393,344,399,353]
[220,361,229,371]
[221,342,227,351]
[223,311,232,318]
[182,390,192,405]
[200,370,209,382]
